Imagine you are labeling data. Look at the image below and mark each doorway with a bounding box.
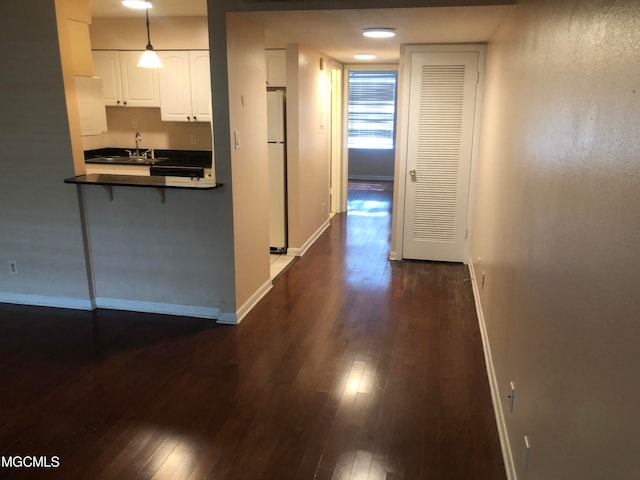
[396,45,486,263]
[345,67,398,209]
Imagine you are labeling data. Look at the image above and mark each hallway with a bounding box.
[0,181,504,479]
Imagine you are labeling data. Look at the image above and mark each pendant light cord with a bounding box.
[145,9,153,49]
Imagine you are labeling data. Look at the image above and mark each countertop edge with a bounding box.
[64,174,222,190]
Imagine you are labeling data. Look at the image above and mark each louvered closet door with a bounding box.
[402,52,479,262]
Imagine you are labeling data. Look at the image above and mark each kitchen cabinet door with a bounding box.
[113,165,150,176]
[75,76,108,135]
[92,50,160,107]
[158,51,211,122]
[189,51,212,122]
[92,50,123,106]
[158,51,193,121]
[119,51,160,107]
[266,49,286,87]
[85,164,115,174]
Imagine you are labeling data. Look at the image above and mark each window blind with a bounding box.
[347,70,398,149]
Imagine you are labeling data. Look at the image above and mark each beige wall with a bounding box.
[83,107,213,151]
[86,16,212,152]
[472,1,640,478]
[226,14,271,311]
[90,16,210,51]
[286,44,331,249]
[348,148,395,180]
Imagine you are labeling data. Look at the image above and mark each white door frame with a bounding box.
[390,44,486,263]
[330,66,343,214]
[335,64,400,213]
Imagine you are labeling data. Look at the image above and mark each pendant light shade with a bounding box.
[122,0,152,9]
[138,48,163,68]
[137,8,162,68]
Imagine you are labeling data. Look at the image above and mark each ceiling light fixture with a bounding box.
[122,0,153,9]
[354,54,377,61]
[363,28,396,39]
[137,8,163,68]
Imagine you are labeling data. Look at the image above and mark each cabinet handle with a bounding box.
[194,116,197,121]
[123,101,127,106]
[187,116,191,121]
[117,100,120,105]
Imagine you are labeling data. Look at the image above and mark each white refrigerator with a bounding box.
[267,90,287,252]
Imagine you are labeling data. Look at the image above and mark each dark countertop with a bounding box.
[65,174,222,190]
[84,148,212,168]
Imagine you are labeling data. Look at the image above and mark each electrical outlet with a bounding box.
[508,382,516,413]
[234,131,241,150]
[9,261,18,274]
[190,134,197,145]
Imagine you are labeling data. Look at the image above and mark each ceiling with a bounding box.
[89,1,512,64]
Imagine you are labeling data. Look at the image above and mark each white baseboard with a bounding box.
[94,297,219,320]
[287,219,330,257]
[0,292,94,311]
[467,260,517,480]
[219,278,273,325]
[388,251,399,261]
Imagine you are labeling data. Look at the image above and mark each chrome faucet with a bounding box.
[134,132,142,156]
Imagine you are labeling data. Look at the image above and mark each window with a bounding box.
[347,70,398,149]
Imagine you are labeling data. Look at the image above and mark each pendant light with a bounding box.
[122,0,152,8]
[137,8,162,68]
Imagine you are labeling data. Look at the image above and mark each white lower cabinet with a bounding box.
[86,164,150,176]
[158,50,211,122]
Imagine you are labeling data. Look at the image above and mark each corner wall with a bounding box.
[286,44,332,253]
[472,1,640,478]
[225,13,271,318]
[0,0,92,308]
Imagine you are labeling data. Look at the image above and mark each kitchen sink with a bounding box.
[89,156,169,164]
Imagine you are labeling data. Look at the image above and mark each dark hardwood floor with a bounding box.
[0,180,505,479]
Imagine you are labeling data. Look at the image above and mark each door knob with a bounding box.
[409,169,417,180]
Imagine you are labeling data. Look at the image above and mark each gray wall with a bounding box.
[471,1,640,478]
[0,1,237,318]
[348,148,395,180]
[0,1,92,307]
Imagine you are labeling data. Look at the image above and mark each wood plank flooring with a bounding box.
[0,180,505,479]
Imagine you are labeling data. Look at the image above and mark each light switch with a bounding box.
[234,130,241,150]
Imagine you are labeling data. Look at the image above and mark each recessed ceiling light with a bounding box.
[363,28,396,39]
[122,0,153,9]
[354,54,377,61]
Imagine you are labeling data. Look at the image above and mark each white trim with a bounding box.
[287,219,330,257]
[388,251,399,261]
[468,260,517,480]
[392,43,486,262]
[348,175,394,182]
[94,297,219,320]
[0,292,95,311]
[223,278,273,325]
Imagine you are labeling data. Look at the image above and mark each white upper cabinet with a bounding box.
[158,50,212,122]
[92,50,160,108]
[265,49,286,87]
[75,76,108,136]
[189,51,212,122]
